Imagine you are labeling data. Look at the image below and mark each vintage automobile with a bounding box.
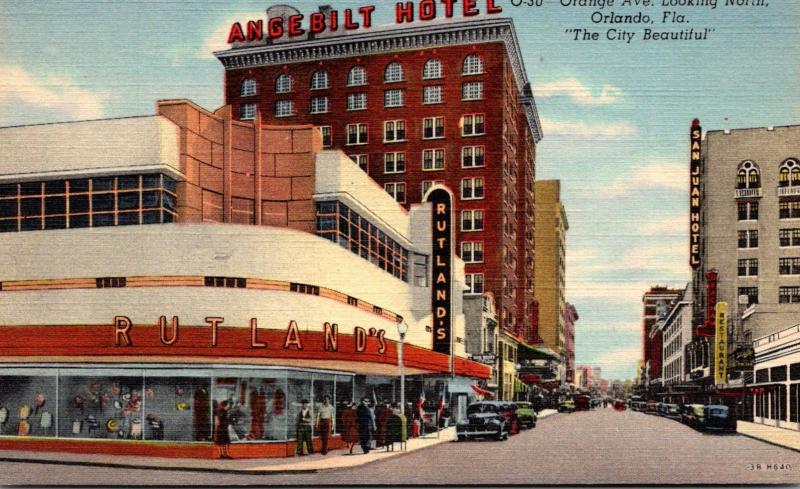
[515,401,538,429]
[613,399,626,411]
[456,401,510,441]
[645,402,658,414]
[575,394,591,411]
[558,399,576,413]
[499,402,521,434]
[662,403,681,420]
[684,404,706,429]
[701,405,737,432]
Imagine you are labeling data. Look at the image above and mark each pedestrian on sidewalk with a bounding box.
[356,397,376,454]
[315,395,334,455]
[295,399,314,456]
[340,401,359,454]
[214,400,233,459]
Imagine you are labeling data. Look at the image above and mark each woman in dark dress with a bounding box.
[339,401,359,454]
[214,400,233,459]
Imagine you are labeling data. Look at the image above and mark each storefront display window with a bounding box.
[0,372,57,438]
[58,370,144,440]
[334,375,353,434]
[212,370,289,442]
[287,372,312,440]
[313,373,335,436]
[142,370,212,442]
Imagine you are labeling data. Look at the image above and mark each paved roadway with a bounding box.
[2,407,800,485]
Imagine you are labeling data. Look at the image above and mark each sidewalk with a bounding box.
[738,421,800,453]
[0,409,559,474]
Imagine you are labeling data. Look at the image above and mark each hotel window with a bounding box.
[310,96,328,114]
[384,182,406,204]
[384,152,406,174]
[738,230,758,248]
[315,201,409,281]
[462,114,485,136]
[779,159,800,187]
[384,89,405,108]
[423,117,444,139]
[465,273,484,294]
[317,126,332,148]
[779,257,800,275]
[462,146,485,168]
[422,149,445,171]
[461,209,484,231]
[461,177,484,200]
[383,120,406,142]
[347,93,367,111]
[737,201,759,220]
[780,201,800,219]
[461,242,483,263]
[462,54,484,75]
[347,66,367,86]
[423,86,443,105]
[310,70,329,90]
[736,161,760,189]
[462,82,484,101]
[738,258,758,277]
[346,124,368,145]
[241,78,256,97]
[421,180,444,197]
[0,175,177,233]
[349,154,368,172]
[275,74,292,93]
[240,103,256,121]
[384,62,404,83]
[422,59,443,79]
[780,228,800,247]
[779,286,800,304]
[275,100,294,117]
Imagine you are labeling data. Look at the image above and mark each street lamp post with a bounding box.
[397,318,409,417]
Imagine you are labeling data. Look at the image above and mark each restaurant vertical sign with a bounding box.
[427,187,453,355]
[690,119,702,269]
[714,301,728,385]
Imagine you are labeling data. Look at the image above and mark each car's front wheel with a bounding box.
[457,435,466,441]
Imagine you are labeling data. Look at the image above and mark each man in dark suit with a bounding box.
[355,397,376,454]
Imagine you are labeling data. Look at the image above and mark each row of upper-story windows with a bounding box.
[737,257,800,276]
[238,55,485,97]
[737,287,800,305]
[316,115,485,145]
[239,82,483,119]
[736,159,800,189]
[736,201,800,220]
[383,177,484,204]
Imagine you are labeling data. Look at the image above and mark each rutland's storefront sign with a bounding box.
[426,187,453,355]
[690,119,702,269]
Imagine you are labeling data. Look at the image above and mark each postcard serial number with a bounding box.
[746,463,792,471]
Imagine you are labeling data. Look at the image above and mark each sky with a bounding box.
[1,0,798,380]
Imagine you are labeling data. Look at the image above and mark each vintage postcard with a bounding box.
[0,0,798,485]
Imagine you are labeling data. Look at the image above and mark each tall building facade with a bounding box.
[693,125,800,343]
[642,287,682,390]
[533,180,568,356]
[215,12,543,343]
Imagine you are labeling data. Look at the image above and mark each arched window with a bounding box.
[347,66,366,87]
[241,78,257,97]
[310,70,329,90]
[384,62,404,83]
[275,74,292,94]
[462,54,484,75]
[422,59,443,79]
[779,159,800,187]
[737,161,760,189]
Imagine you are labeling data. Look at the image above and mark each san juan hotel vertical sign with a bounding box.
[426,187,453,357]
[690,119,702,269]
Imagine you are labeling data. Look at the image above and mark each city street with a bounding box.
[1,408,799,485]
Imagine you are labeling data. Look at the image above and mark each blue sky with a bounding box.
[1,1,798,379]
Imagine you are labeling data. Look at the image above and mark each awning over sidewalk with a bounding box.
[471,384,494,398]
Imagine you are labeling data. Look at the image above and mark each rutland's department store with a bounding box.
[0,100,489,458]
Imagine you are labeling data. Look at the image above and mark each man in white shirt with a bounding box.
[316,395,335,455]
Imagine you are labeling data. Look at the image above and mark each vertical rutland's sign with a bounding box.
[690,119,702,269]
[427,187,453,355]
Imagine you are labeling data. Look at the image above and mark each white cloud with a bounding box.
[586,321,642,334]
[0,65,108,121]
[587,346,642,377]
[638,214,688,236]
[535,78,623,105]
[596,159,688,198]
[199,11,265,59]
[540,117,637,140]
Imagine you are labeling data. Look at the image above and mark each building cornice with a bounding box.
[214,17,542,143]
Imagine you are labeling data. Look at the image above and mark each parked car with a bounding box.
[499,402,520,435]
[457,401,510,441]
[558,400,576,413]
[575,395,591,411]
[645,402,658,414]
[685,404,706,429]
[702,405,737,432]
[680,404,696,424]
[613,399,626,411]
[661,403,681,420]
[515,401,538,429]
[656,402,667,416]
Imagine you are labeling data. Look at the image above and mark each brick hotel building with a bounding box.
[215,12,544,344]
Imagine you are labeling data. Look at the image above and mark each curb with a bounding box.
[737,432,800,455]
